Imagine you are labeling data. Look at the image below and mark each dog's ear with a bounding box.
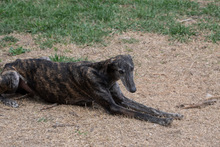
[107,59,119,72]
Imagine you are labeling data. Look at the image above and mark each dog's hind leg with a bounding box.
[0,94,18,108]
[110,83,183,119]
[0,70,20,107]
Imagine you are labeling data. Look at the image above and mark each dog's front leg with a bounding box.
[89,86,173,126]
[110,83,183,119]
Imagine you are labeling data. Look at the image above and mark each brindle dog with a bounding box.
[0,55,183,126]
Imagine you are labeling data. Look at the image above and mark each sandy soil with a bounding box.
[0,32,219,147]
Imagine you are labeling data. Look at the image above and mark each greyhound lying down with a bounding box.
[0,55,183,126]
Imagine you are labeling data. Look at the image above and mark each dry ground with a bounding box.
[0,32,220,147]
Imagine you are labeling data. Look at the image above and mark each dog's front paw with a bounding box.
[173,113,184,120]
[159,117,173,126]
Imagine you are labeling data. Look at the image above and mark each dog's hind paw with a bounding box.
[0,97,19,108]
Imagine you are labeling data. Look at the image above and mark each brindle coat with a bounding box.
[0,55,183,126]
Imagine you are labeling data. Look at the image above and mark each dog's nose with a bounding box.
[130,87,136,93]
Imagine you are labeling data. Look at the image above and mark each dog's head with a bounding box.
[108,55,136,93]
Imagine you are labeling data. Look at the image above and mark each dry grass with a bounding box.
[0,32,220,146]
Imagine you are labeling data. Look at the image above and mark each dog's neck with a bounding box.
[91,57,119,87]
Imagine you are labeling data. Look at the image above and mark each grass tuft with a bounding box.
[2,36,19,42]
[0,36,19,48]
[37,117,48,122]
[9,46,30,56]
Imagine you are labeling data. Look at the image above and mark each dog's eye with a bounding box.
[118,69,125,74]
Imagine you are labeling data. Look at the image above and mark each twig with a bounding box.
[205,96,220,100]
[152,73,168,78]
[52,124,76,128]
[14,94,31,100]
[177,99,217,109]
[40,103,58,111]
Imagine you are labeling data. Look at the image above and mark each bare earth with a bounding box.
[0,32,219,147]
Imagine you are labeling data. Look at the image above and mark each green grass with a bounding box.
[0,0,219,47]
[9,46,30,56]
[37,117,48,122]
[2,36,19,42]
[75,130,88,136]
[49,54,87,62]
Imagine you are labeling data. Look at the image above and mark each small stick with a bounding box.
[205,96,220,100]
[152,73,168,78]
[14,94,31,100]
[52,124,76,128]
[177,99,217,109]
[181,104,202,109]
[40,103,58,111]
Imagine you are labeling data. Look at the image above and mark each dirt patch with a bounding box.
[0,32,220,146]
[195,0,219,6]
